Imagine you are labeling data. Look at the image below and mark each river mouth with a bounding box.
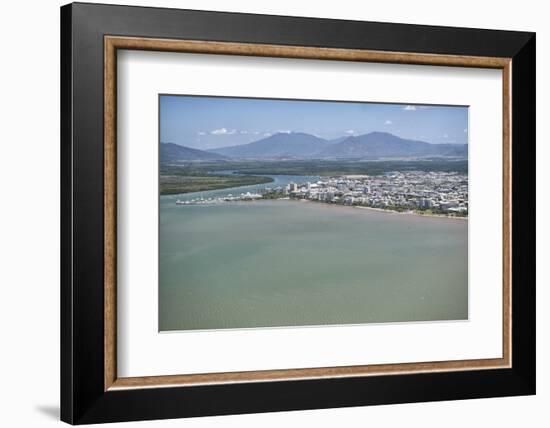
[161,173,321,201]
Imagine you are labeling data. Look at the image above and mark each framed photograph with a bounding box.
[61,2,536,424]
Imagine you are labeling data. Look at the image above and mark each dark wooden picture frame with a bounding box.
[61,2,536,424]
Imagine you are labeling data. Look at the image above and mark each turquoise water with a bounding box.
[159,179,468,331]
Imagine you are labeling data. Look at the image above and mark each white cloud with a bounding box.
[239,130,248,134]
[263,132,272,137]
[384,120,393,125]
[253,131,260,135]
[197,131,206,136]
[403,105,417,111]
[276,129,292,134]
[211,128,236,135]
[211,128,228,135]
[345,129,356,135]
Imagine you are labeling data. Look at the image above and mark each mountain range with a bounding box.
[161,131,467,162]
[209,132,333,159]
[318,132,467,158]
[160,142,228,162]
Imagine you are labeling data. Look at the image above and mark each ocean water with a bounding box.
[159,191,468,331]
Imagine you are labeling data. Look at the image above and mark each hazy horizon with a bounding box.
[160,95,469,150]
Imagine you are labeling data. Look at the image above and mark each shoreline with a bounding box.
[352,204,468,220]
[280,198,468,220]
[173,197,468,221]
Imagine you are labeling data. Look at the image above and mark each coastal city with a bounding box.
[176,170,468,217]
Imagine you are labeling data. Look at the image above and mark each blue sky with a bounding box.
[160,95,468,150]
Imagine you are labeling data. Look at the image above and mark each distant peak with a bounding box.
[270,132,293,136]
[365,131,394,137]
[343,131,396,140]
[265,131,324,140]
[271,131,302,136]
